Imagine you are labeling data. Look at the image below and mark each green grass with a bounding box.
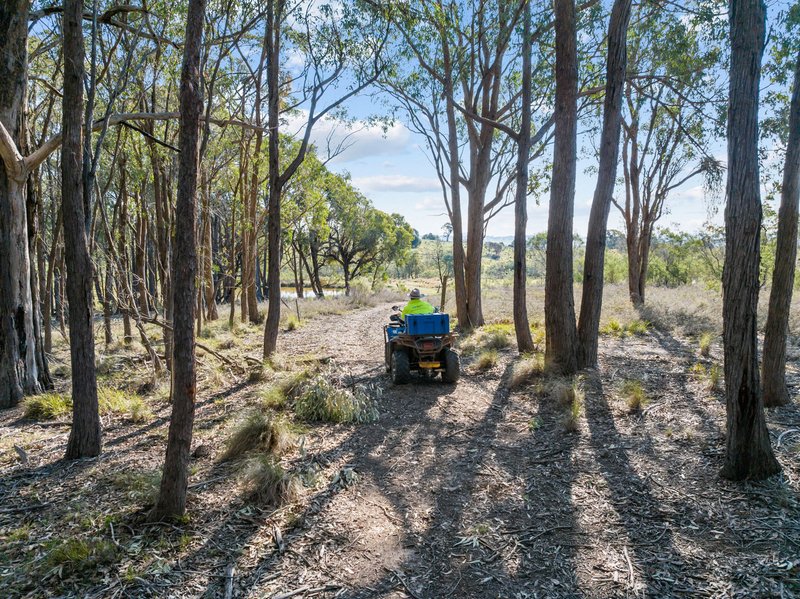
[221,410,293,461]
[600,318,649,338]
[294,375,378,423]
[109,469,162,504]
[698,332,713,357]
[23,387,151,422]
[621,379,647,413]
[285,315,302,331]
[43,538,118,575]
[708,363,722,392]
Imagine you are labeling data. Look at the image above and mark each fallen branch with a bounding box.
[141,317,241,371]
[223,563,235,599]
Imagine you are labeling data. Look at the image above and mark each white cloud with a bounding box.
[283,112,412,164]
[353,175,441,194]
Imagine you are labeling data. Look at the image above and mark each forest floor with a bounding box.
[1,288,799,598]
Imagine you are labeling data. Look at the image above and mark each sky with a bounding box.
[300,108,726,240]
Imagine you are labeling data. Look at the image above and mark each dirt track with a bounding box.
[1,302,799,598]
[249,304,800,598]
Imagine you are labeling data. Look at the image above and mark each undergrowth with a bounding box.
[221,410,294,461]
[241,455,301,506]
[23,387,151,422]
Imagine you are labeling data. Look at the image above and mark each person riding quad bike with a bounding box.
[384,289,460,384]
[401,288,434,319]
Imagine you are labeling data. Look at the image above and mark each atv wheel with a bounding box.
[391,350,411,384]
[442,348,460,383]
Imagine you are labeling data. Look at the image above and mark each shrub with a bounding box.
[294,375,378,423]
[508,354,544,389]
[241,456,301,506]
[474,349,498,371]
[348,278,375,307]
[621,379,647,413]
[221,410,293,461]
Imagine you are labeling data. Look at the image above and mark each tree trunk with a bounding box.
[762,49,800,408]
[0,0,51,408]
[720,0,780,481]
[62,0,101,459]
[545,0,579,375]
[577,0,632,368]
[513,0,535,354]
[118,156,133,343]
[263,0,282,358]
[135,192,149,316]
[150,0,205,520]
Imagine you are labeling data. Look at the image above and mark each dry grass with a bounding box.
[221,410,294,461]
[241,455,301,506]
[508,353,544,390]
[547,377,583,433]
[473,349,499,371]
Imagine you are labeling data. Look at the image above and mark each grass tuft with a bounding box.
[707,363,722,392]
[110,469,162,504]
[285,315,302,331]
[241,455,301,506]
[44,538,118,574]
[600,318,649,338]
[508,353,544,389]
[621,379,647,413]
[474,349,498,371]
[23,387,150,422]
[221,410,293,461]
[698,332,713,357]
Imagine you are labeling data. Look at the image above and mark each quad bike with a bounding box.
[384,306,460,384]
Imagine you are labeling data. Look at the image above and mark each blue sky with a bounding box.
[303,109,725,239]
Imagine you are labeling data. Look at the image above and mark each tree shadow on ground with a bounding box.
[583,372,700,596]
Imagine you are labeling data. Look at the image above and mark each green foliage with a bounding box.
[698,332,714,357]
[600,319,648,338]
[221,411,293,461]
[285,315,302,331]
[294,375,379,423]
[23,393,71,420]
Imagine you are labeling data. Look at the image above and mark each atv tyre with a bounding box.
[442,348,460,383]
[391,350,411,384]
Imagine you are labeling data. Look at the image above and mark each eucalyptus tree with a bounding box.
[762,7,800,408]
[0,0,53,408]
[62,0,102,458]
[545,0,580,374]
[721,0,780,481]
[613,3,724,306]
[150,0,207,521]
[261,0,389,357]
[576,0,632,368]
